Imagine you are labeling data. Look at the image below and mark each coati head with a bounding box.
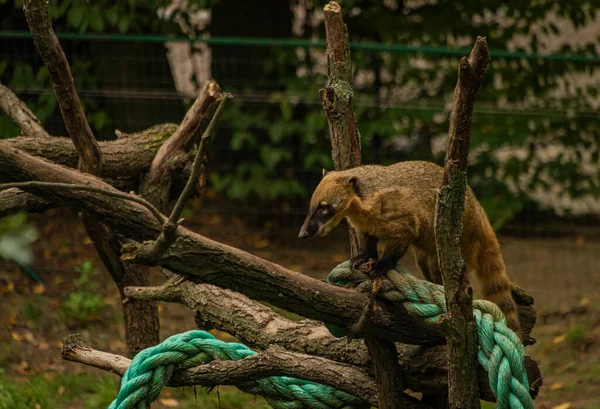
[298,169,359,239]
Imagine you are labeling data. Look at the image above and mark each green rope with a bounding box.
[326,261,534,409]
[107,330,369,409]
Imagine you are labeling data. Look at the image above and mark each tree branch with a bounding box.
[138,93,231,264]
[124,273,543,402]
[5,123,178,180]
[320,3,402,408]
[141,80,225,210]
[61,334,390,408]
[0,83,50,139]
[23,0,102,174]
[0,141,445,345]
[320,0,362,255]
[0,181,165,225]
[434,36,490,409]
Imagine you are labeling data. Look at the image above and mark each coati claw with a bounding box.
[350,253,371,270]
[370,261,393,278]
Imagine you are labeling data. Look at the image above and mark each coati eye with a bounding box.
[318,202,333,215]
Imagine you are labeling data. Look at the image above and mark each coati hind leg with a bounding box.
[350,234,379,269]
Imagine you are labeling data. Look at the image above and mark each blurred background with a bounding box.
[0,1,599,409]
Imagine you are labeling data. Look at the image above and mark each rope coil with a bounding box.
[326,261,534,409]
[107,260,534,409]
[107,330,368,409]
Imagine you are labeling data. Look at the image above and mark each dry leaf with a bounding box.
[23,330,35,343]
[550,382,565,391]
[253,239,271,249]
[576,236,585,245]
[0,281,14,294]
[7,314,17,326]
[552,334,566,345]
[14,360,31,375]
[578,297,590,307]
[35,404,41,409]
[157,304,164,313]
[57,341,64,349]
[58,385,66,395]
[10,331,24,342]
[552,402,571,409]
[159,398,179,407]
[33,284,45,295]
[38,342,50,351]
[54,276,65,285]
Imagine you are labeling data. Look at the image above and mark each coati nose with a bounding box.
[298,230,309,239]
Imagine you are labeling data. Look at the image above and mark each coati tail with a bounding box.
[475,246,522,337]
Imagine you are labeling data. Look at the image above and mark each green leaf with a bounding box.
[89,12,105,32]
[67,5,85,28]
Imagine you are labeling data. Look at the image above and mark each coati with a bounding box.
[298,160,521,334]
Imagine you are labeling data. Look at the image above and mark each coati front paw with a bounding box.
[350,252,372,270]
[370,260,395,278]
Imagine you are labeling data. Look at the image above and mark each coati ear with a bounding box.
[346,176,359,194]
[322,169,329,178]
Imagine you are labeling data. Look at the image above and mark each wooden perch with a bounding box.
[0,83,50,139]
[137,93,231,264]
[141,80,225,209]
[0,142,444,345]
[4,123,178,180]
[434,36,490,409]
[123,272,542,402]
[24,0,102,174]
[61,334,385,408]
[320,3,402,408]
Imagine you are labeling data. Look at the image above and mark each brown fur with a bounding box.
[302,161,521,335]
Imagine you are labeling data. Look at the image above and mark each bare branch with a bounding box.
[320,0,362,255]
[0,141,446,345]
[0,83,50,138]
[61,334,382,407]
[5,123,178,180]
[23,0,102,174]
[0,188,52,216]
[0,181,165,225]
[141,80,225,209]
[138,94,231,264]
[320,3,402,408]
[124,274,543,402]
[435,36,490,409]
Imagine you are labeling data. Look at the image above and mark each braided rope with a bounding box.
[107,330,369,409]
[326,260,534,409]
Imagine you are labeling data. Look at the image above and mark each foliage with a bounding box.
[0,212,37,266]
[62,260,106,323]
[1,1,599,228]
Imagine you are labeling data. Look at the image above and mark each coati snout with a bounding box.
[298,169,357,239]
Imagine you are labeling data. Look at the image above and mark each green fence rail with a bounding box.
[1,31,599,63]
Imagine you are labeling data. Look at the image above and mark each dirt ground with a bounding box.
[1,204,599,409]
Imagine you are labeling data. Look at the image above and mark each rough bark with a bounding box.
[124,275,542,402]
[23,0,159,357]
[0,142,444,345]
[140,80,223,210]
[434,36,490,409]
[0,83,50,139]
[320,3,403,408]
[138,92,229,264]
[5,123,178,179]
[320,1,362,255]
[61,334,382,408]
[0,188,52,216]
[23,0,102,174]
